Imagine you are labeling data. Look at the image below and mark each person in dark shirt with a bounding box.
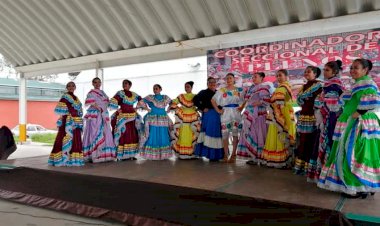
[0,126,17,160]
[193,77,224,161]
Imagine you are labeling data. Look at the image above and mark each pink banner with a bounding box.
[207,29,380,95]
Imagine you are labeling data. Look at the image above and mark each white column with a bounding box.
[19,73,27,142]
[96,66,104,89]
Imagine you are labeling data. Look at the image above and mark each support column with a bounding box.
[96,63,104,89]
[19,73,27,142]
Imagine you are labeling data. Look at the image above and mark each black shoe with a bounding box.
[246,160,255,165]
[121,157,137,161]
[370,192,375,196]
[341,193,361,199]
[359,192,369,199]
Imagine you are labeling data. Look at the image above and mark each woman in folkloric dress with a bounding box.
[48,82,84,166]
[318,59,380,198]
[293,66,323,175]
[261,69,296,168]
[307,60,344,183]
[109,79,142,161]
[211,73,244,163]
[139,84,173,160]
[170,81,201,159]
[193,77,224,161]
[237,72,272,165]
[82,78,116,163]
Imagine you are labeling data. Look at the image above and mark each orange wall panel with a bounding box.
[0,100,58,129]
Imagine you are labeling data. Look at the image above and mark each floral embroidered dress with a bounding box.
[48,92,84,166]
[307,77,344,183]
[82,89,116,163]
[318,75,380,194]
[294,80,322,174]
[262,82,296,168]
[139,94,173,160]
[170,93,201,159]
[109,90,142,160]
[237,82,271,162]
[212,87,244,138]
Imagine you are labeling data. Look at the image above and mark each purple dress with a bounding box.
[237,82,272,163]
[83,89,116,163]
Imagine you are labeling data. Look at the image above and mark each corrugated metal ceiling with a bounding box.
[0,0,379,68]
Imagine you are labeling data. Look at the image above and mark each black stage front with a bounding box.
[0,167,352,225]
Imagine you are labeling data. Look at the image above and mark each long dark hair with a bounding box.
[306,66,321,78]
[325,60,343,75]
[353,58,373,72]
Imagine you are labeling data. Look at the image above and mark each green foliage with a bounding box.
[30,133,56,145]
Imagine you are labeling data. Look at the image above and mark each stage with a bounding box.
[0,155,379,225]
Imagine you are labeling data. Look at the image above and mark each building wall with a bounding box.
[0,100,58,129]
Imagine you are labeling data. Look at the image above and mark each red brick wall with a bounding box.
[0,100,58,129]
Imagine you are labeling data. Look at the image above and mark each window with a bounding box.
[36,126,46,131]
[27,126,36,131]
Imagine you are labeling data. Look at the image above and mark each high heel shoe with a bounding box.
[370,192,375,196]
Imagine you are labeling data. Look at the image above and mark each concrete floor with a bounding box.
[0,199,123,226]
[1,154,379,225]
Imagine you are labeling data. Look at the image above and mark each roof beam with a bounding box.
[0,0,51,63]
[268,0,291,25]
[204,0,233,34]
[246,0,271,28]
[120,0,156,45]
[45,0,95,55]
[91,1,131,50]
[132,0,170,44]
[166,0,199,39]
[15,11,380,77]
[61,0,108,53]
[21,1,74,59]
[0,45,23,66]
[73,0,119,51]
[184,0,215,36]
[294,0,313,21]
[0,31,27,65]
[6,0,64,61]
[345,0,362,14]
[105,0,143,48]
[35,0,85,57]
[150,0,183,41]
[316,0,337,18]
[224,0,251,30]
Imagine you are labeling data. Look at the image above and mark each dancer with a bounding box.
[318,59,380,198]
[237,72,272,165]
[83,78,116,163]
[193,77,224,161]
[307,60,344,182]
[170,81,201,159]
[48,82,84,166]
[139,84,173,160]
[262,69,296,168]
[110,79,142,161]
[294,66,322,175]
[211,73,243,163]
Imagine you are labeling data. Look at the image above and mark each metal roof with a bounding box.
[0,0,379,77]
